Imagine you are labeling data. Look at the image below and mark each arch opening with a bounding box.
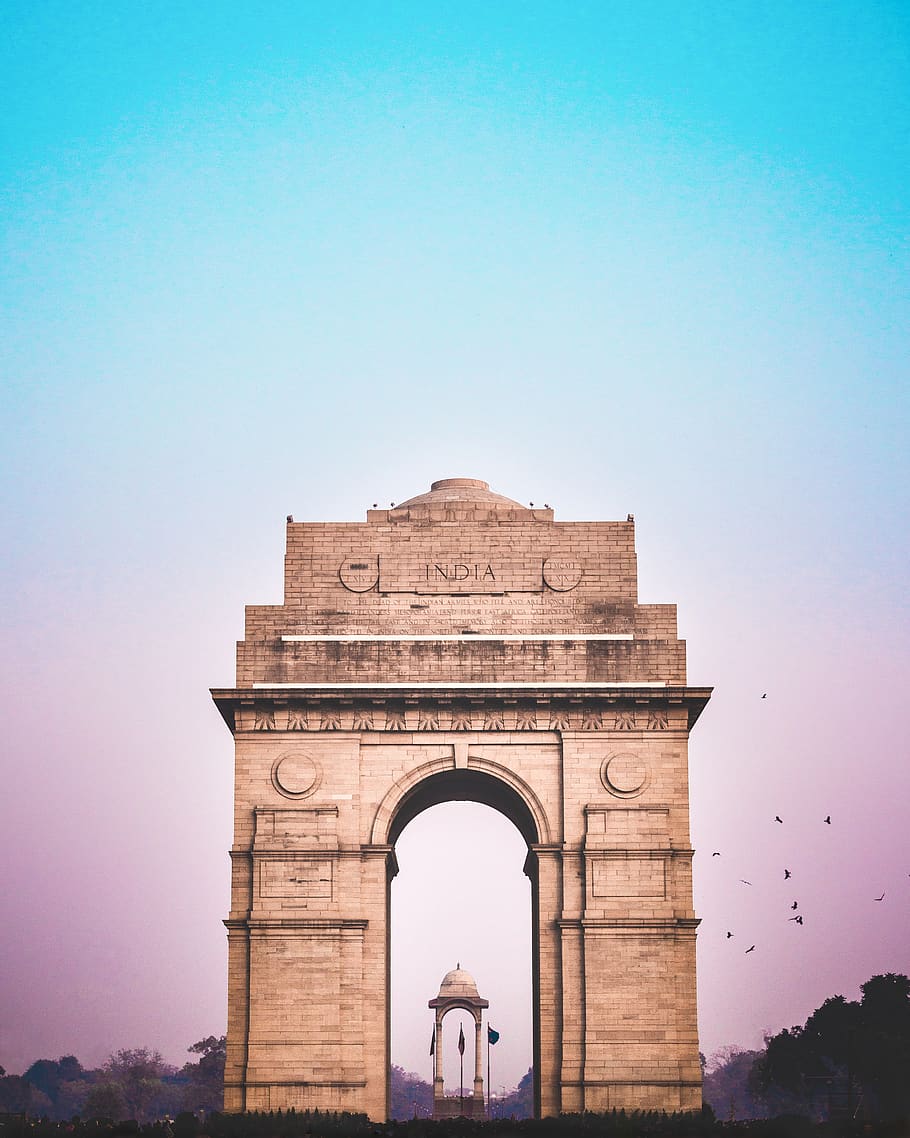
[389,791,536,1119]
[435,1006,482,1114]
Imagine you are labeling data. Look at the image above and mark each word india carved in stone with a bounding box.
[420,560,497,582]
[341,555,585,595]
[212,477,711,1121]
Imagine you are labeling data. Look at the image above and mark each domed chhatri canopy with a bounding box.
[429,964,489,1120]
[395,477,528,511]
[436,963,481,1001]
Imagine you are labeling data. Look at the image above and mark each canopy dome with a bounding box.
[436,964,480,1000]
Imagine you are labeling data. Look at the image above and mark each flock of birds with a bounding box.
[707,693,894,956]
[710,814,836,953]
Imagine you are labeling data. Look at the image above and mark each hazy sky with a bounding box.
[2,0,908,1097]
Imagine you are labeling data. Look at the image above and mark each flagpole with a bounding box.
[487,1025,491,1118]
[429,1021,435,1119]
[459,1021,464,1116]
[486,1026,500,1117]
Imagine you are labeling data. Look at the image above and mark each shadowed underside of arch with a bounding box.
[386,768,542,848]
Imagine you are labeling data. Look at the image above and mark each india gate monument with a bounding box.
[211,477,711,1120]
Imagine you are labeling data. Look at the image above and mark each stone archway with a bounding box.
[383,761,547,1118]
[212,477,711,1120]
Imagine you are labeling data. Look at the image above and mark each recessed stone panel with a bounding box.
[259,858,333,903]
[591,857,667,898]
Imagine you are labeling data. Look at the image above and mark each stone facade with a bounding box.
[212,478,711,1120]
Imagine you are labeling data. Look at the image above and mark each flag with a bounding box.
[488,1026,500,1045]
[430,1028,435,1056]
[457,1025,465,1055]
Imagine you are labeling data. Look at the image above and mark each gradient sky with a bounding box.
[1,0,908,1096]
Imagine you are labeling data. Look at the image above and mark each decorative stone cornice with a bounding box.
[211,684,712,734]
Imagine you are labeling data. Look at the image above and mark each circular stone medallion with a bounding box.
[543,558,583,591]
[601,753,649,798]
[339,556,379,592]
[272,752,320,799]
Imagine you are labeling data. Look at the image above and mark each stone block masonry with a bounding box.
[212,478,710,1120]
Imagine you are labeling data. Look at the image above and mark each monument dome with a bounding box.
[396,477,527,510]
[436,963,481,1000]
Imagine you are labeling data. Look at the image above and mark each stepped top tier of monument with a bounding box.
[214,477,708,714]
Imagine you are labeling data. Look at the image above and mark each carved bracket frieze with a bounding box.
[233,697,690,734]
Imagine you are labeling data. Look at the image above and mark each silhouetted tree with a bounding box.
[53,1075,95,1120]
[856,972,910,1120]
[23,1056,85,1102]
[0,1072,52,1115]
[388,1065,432,1119]
[702,1047,767,1119]
[16,1055,90,1119]
[494,1067,533,1118]
[180,1036,226,1113]
[752,972,910,1122]
[83,1079,128,1121]
[100,1048,179,1121]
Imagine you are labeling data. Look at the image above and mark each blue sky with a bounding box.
[2,0,908,1094]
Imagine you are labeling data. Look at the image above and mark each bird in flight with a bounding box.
[874,893,885,902]
[791,901,799,910]
[788,915,804,925]
[712,851,721,857]
[740,879,753,886]
[775,816,783,824]
[784,869,791,879]
[824,815,831,824]
[745,945,756,953]
[761,694,767,699]
[726,931,734,939]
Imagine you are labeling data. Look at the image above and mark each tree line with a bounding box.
[0,1048,528,1126]
[0,1051,530,1126]
[702,973,910,1123]
[0,1038,225,1122]
[3,975,907,1128]
[389,1067,533,1120]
